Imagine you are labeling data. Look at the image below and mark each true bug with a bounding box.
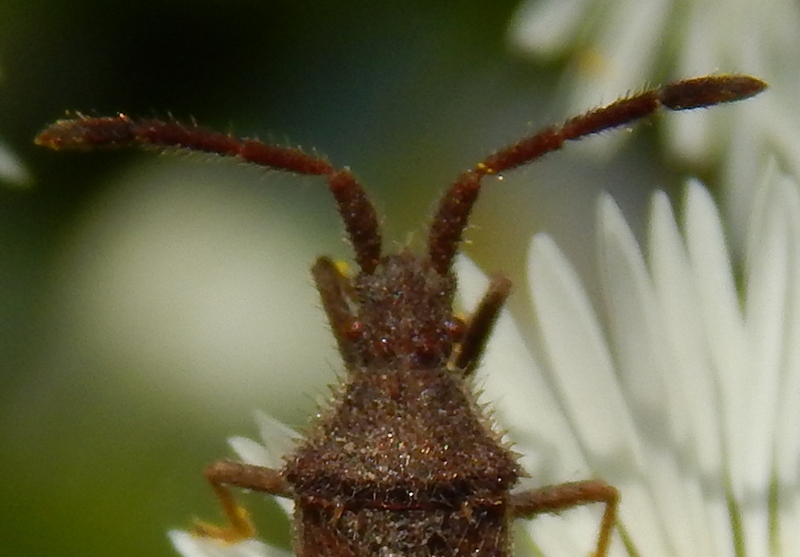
[36,74,766,557]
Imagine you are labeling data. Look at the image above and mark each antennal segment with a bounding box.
[35,114,383,273]
[427,74,767,274]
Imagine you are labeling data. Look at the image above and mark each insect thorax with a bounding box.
[283,305,521,556]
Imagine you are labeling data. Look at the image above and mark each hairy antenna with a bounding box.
[36,76,765,277]
[427,74,767,273]
[35,114,383,273]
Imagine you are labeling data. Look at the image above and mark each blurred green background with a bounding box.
[0,2,688,557]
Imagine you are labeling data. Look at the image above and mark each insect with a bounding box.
[36,75,765,557]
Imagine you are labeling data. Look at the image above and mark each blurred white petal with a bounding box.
[509,0,800,242]
[456,255,585,479]
[169,530,288,557]
[456,255,600,556]
[516,164,795,555]
[229,412,298,515]
[529,234,642,468]
[508,0,592,58]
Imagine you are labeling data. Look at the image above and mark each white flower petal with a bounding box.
[509,0,797,206]
[741,163,787,502]
[683,181,750,489]
[456,255,586,480]
[778,495,800,557]
[456,255,596,555]
[529,504,628,557]
[169,530,289,557]
[598,195,703,557]
[228,436,271,468]
[507,0,591,57]
[598,195,675,436]
[462,254,637,555]
[683,182,757,550]
[763,102,800,193]
[568,0,670,112]
[648,191,724,477]
[747,166,800,556]
[227,413,299,517]
[528,234,643,473]
[252,411,301,467]
[648,191,733,556]
[774,172,800,482]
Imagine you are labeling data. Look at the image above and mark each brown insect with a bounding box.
[36,75,765,557]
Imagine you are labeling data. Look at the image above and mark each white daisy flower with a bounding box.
[508,0,800,247]
[169,161,800,557]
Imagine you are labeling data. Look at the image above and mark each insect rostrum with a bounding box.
[36,75,766,557]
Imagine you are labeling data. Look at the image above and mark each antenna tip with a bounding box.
[660,75,768,111]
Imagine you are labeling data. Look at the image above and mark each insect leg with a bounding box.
[195,460,291,542]
[312,256,360,369]
[511,480,619,557]
[452,275,511,376]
